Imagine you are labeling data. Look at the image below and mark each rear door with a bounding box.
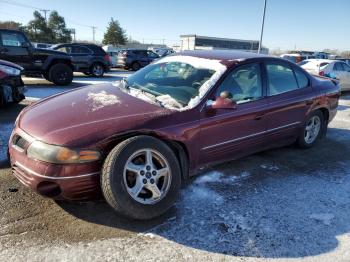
[70,45,93,70]
[137,50,150,67]
[340,62,350,90]
[0,31,32,69]
[147,50,159,63]
[263,61,315,142]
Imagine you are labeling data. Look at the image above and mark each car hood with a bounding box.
[0,59,23,70]
[19,83,173,147]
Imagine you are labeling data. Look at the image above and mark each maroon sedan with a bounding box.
[9,50,340,219]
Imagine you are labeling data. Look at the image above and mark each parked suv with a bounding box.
[0,29,73,85]
[117,49,159,71]
[52,43,111,77]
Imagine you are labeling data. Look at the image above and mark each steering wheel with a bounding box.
[192,81,202,88]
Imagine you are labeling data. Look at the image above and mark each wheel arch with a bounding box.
[47,58,74,71]
[308,106,329,137]
[101,131,190,181]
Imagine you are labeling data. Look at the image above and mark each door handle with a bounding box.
[0,48,8,54]
[306,100,313,105]
[255,114,264,120]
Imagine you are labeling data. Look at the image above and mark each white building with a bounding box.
[179,34,269,54]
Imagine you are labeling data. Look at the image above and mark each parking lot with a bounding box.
[0,70,350,261]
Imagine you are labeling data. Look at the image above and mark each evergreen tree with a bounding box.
[48,11,72,43]
[103,18,127,46]
[25,11,52,43]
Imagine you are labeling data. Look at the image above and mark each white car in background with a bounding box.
[299,59,350,91]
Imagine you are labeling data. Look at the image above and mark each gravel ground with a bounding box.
[1,76,350,261]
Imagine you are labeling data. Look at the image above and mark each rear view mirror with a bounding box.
[21,42,30,48]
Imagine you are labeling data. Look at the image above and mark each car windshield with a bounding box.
[124,61,216,109]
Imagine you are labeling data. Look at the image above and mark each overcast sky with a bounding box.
[0,0,349,51]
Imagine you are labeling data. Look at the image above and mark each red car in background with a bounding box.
[9,50,340,220]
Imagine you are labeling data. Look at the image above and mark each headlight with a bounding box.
[27,141,101,164]
[0,64,21,76]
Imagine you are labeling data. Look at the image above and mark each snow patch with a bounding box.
[195,170,252,185]
[260,164,280,171]
[87,91,121,111]
[309,213,335,226]
[156,95,182,109]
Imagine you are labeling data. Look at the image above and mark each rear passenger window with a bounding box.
[71,46,91,54]
[266,63,299,95]
[334,63,344,71]
[294,69,309,88]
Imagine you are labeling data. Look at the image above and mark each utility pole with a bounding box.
[91,26,97,43]
[258,0,267,54]
[40,9,51,22]
[70,28,76,42]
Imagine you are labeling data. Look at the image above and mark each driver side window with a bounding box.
[215,63,262,104]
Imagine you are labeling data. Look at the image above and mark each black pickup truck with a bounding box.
[0,29,73,85]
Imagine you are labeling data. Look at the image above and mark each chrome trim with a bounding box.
[202,121,301,150]
[14,162,100,180]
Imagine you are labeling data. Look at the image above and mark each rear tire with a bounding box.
[90,63,104,77]
[101,136,181,220]
[131,62,141,71]
[48,63,73,86]
[297,110,325,148]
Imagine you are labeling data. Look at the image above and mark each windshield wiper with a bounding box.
[129,86,164,108]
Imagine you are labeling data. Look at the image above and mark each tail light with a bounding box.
[319,71,325,76]
[104,54,111,62]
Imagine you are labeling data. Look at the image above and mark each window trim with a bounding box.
[70,45,93,55]
[0,31,27,47]
[212,61,265,105]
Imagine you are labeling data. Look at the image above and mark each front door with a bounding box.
[0,31,32,69]
[199,62,268,166]
[333,62,350,90]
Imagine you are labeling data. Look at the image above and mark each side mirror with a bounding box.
[21,42,31,48]
[207,97,237,110]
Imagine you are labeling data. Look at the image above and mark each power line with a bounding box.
[0,0,97,40]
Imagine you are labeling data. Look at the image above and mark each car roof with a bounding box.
[173,50,268,61]
[303,59,335,63]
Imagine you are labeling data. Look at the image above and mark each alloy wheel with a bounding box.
[304,115,321,144]
[123,149,172,205]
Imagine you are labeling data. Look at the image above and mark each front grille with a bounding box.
[12,134,28,151]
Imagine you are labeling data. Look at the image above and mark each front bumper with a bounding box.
[9,128,102,200]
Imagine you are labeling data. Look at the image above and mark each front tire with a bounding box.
[48,63,73,86]
[297,110,324,148]
[101,136,181,220]
[90,63,104,77]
